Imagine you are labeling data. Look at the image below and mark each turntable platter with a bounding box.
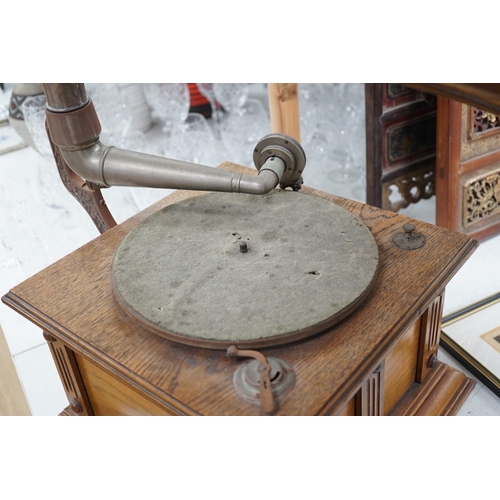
[111,190,379,349]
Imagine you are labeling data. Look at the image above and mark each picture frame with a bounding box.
[441,292,500,398]
[0,120,27,156]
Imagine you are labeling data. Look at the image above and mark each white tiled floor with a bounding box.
[1,83,500,415]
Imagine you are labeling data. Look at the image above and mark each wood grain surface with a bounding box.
[405,84,500,116]
[2,162,478,415]
[0,325,31,416]
[267,84,301,142]
[436,96,500,241]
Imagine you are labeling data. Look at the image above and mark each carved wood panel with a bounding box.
[416,293,444,383]
[461,104,500,162]
[464,166,500,227]
[436,97,500,241]
[382,165,434,212]
[43,332,94,416]
[471,108,500,137]
[365,84,437,211]
[355,363,384,416]
[46,123,116,235]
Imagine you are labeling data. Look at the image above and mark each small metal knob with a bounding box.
[427,354,438,369]
[70,399,83,414]
[403,223,415,239]
[392,223,426,250]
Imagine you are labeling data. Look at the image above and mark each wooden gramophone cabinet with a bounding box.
[2,163,478,416]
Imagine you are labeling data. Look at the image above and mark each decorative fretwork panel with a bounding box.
[464,169,500,227]
[461,105,500,162]
[472,108,500,136]
[382,166,435,212]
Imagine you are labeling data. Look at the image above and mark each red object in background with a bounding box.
[188,83,212,118]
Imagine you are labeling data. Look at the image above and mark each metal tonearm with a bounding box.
[41,84,306,232]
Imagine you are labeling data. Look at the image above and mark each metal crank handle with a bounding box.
[227,345,276,415]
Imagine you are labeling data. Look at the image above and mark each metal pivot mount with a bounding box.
[227,345,295,415]
[392,223,426,250]
[253,133,306,191]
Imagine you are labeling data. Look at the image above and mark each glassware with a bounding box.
[300,83,364,187]
[86,83,133,143]
[349,131,367,201]
[327,148,360,184]
[336,83,366,198]
[116,130,150,153]
[301,130,331,190]
[196,83,222,138]
[351,176,366,202]
[165,112,217,166]
[21,95,52,159]
[298,83,327,147]
[22,95,71,211]
[143,83,190,134]
[213,83,249,114]
[86,84,154,217]
[219,98,270,167]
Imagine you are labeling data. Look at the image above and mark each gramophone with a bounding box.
[1,84,477,416]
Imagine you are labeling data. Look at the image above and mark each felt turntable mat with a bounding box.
[111,190,379,347]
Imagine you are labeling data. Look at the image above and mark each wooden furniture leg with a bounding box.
[267,83,301,143]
